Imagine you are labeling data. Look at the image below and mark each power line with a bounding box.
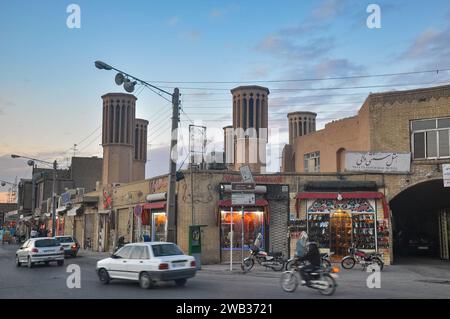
[144,67,450,84]
[155,79,449,92]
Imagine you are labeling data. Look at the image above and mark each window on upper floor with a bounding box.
[304,151,320,172]
[411,117,450,159]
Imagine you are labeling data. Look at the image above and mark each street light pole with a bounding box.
[94,61,180,243]
[11,154,58,236]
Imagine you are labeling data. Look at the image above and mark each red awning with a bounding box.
[142,201,166,210]
[296,192,389,218]
[218,199,269,207]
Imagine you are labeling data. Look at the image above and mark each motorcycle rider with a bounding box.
[297,241,321,286]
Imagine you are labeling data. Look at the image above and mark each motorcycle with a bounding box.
[241,245,286,272]
[280,264,340,296]
[285,252,333,271]
[341,244,384,271]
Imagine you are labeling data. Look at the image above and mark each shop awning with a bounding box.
[218,199,269,207]
[296,192,389,218]
[56,206,67,213]
[143,201,166,210]
[67,205,82,217]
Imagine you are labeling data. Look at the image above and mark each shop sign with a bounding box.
[443,164,450,188]
[345,152,411,173]
[60,192,71,205]
[239,165,254,183]
[223,175,283,184]
[231,193,255,205]
[231,182,256,192]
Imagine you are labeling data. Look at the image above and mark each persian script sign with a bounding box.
[345,152,411,173]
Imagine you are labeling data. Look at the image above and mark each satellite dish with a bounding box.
[27,160,35,167]
[115,73,125,86]
[1,181,6,187]
[124,80,136,93]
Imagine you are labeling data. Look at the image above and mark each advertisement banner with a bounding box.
[345,152,411,173]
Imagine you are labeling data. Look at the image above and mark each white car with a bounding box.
[16,238,65,268]
[96,242,197,289]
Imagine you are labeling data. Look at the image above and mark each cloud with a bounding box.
[168,16,180,27]
[255,35,334,62]
[209,4,240,20]
[312,0,348,21]
[399,26,450,68]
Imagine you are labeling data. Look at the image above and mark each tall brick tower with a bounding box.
[101,93,136,185]
[230,85,269,173]
[132,118,149,181]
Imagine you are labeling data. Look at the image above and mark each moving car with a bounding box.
[16,238,65,268]
[55,235,80,257]
[96,242,196,289]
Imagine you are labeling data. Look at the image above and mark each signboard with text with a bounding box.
[239,165,254,183]
[345,152,411,173]
[231,193,255,206]
[443,164,450,188]
[231,182,256,192]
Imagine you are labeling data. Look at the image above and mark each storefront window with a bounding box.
[140,210,166,242]
[220,209,264,249]
[152,212,167,242]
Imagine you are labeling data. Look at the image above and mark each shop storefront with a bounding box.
[218,199,268,252]
[133,192,167,242]
[296,192,390,261]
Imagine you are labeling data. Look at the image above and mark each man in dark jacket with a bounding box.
[298,242,321,285]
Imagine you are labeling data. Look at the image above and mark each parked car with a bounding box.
[16,238,65,268]
[96,242,197,289]
[407,233,435,255]
[55,236,80,257]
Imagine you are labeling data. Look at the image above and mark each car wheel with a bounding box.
[98,268,110,284]
[139,272,154,289]
[57,260,64,266]
[44,261,50,266]
[15,255,21,267]
[175,279,187,287]
[27,257,33,268]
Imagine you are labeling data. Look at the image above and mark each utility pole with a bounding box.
[166,88,180,243]
[52,160,57,236]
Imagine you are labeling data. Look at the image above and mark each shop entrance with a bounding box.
[330,210,352,258]
[390,179,450,262]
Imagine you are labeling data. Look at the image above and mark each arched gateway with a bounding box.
[389,179,450,261]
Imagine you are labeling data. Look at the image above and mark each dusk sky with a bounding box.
[1,0,450,187]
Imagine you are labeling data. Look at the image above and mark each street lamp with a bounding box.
[94,60,180,243]
[0,180,18,203]
[11,154,58,236]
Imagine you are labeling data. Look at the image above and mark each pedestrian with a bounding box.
[295,231,308,258]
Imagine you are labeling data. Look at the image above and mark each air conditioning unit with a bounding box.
[112,183,121,188]
[77,188,85,196]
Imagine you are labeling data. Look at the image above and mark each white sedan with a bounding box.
[96,242,197,289]
[16,238,65,268]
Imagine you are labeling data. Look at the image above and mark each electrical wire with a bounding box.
[144,67,450,84]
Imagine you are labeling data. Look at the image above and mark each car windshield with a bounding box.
[57,237,73,243]
[151,244,184,257]
[35,239,60,247]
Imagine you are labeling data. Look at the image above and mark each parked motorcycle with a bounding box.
[285,252,333,271]
[280,264,340,296]
[241,245,286,272]
[341,244,384,271]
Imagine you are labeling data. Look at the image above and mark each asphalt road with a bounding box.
[1,244,450,299]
